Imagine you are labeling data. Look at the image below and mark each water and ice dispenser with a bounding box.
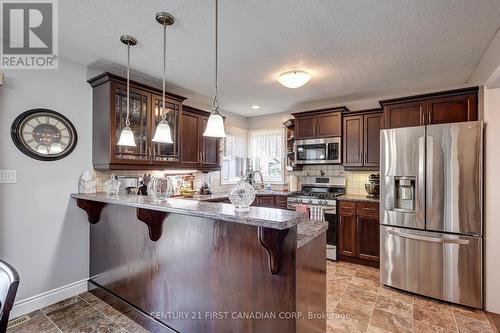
[394,177,415,211]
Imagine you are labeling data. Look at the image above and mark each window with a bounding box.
[249,128,285,183]
[221,126,248,184]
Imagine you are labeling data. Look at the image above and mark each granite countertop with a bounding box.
[297,219,328,249]
[192,190,289,202]
[337,194,380,203]
[72,192,302,230]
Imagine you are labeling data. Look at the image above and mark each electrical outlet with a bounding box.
[0,170,16,184]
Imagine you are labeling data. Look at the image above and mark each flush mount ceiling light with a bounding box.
[152,12,174,144]
[117,35,138,147]
[278,70,311,88]
[203,0,226,138]
[251,105,261,110]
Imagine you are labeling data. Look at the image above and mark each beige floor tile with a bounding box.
[327,317,369,333]
[43,299,94,327]
[334,299,373,324]
[57,310,123,333]
[452,305,489,324]
[375,294,413,317]
[454,315,495,333]
[379,286,413,305]
[343,285,378,306]
[370,308,412,333]
[350,276,381,291]
[413,305,457,331]
[7,310,58,333]
[413,319,458,333]
[79,292,109,310]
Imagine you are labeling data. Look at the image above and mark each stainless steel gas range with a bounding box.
[287,176,346,260]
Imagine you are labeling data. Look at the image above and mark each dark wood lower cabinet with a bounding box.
[210,195,289,209]
[338,214,357,257]
[338,200,380,267]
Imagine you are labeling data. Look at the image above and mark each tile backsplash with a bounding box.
[288,165,378,196]
[91,165,377,196]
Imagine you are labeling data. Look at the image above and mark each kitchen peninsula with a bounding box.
[72,193,327,333]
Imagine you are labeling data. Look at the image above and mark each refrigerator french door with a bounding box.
[380,121,483,308]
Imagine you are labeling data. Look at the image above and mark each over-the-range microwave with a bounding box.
[294,137,341,164]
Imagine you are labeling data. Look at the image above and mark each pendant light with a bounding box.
[152,12,174,144]
[117,35,138,146]
[203,0,226,138]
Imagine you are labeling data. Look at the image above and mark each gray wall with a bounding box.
[0,59,92,301]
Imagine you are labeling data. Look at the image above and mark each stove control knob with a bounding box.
[297,199,302,203]
[308,199,313,204]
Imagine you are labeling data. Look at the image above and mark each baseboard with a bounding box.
[487,312,500,333]
[10,278,88,319]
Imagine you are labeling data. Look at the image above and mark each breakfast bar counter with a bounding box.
[72,193,326,333]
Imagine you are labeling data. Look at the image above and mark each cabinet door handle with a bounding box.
[428,111,432,124]
[364,152,367,164]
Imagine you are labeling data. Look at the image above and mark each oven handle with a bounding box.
[387,229,469,245]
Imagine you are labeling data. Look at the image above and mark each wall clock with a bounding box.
[11,109,78,161]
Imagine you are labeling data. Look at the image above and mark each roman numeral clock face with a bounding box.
[11,109,77,161]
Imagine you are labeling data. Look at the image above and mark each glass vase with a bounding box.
[148,176,175,202]
[229,179,256,212]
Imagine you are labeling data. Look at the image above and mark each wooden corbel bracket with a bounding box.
[76,199,107,224]
[136,208,168,241]
[258,227,290,275]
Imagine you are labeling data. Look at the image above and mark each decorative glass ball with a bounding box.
[148,176,175,202]
[229,179,256,212]
[104,173,121,197]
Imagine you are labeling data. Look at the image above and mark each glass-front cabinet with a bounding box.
[151,94,180,164]
[112,84,151,164]
[88,72,194,170]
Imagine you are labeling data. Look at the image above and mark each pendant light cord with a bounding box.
[212,0,219,112]
[126,42,131,127]
[162,21,167,121]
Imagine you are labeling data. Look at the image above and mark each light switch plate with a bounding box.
[0,170,17,184]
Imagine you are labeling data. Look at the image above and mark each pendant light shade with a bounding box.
[152,12,175,144]
[117,126,136,146]
[118,35,137,147]
[203,110,226,138]
[152,119,173,143]
[203,0,226,138]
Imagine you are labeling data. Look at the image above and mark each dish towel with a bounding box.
[309,205,325,221]
[295,204,310,217]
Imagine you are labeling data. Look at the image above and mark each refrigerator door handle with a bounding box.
[387,229,470,245]
[417,135,426,219]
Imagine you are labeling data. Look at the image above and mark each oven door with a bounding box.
[295,138,341,164]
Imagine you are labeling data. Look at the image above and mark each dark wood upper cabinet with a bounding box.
[343,110,382,169]
[316,112,342,137]
[294,115,316,139]
[382,101,425,129]
[380,87,479,129]
[151,94,181,165]
[201,116,220,166]
[88,72,186,170]
[180,106,221,169]
[363,113,383,167]
[180,110,201,167]
[88,73,220,171]
[343,115,363,167]
[292,107,348,140]
[426,93,478,125]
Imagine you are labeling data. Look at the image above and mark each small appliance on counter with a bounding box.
[364,173,380,198]
[117,176,139,195]
[199,173,213,195]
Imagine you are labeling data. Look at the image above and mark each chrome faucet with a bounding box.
[253,171,264,190]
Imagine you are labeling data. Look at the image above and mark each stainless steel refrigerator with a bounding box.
[380,121,483,308]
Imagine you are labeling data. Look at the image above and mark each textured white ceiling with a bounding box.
[59,0,500,117]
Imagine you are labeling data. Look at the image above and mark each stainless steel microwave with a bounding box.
[294,137,341,164]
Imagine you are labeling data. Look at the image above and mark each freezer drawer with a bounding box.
[380,226,483,308]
